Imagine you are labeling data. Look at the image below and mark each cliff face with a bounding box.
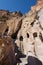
[0,11,22,36]
[15,0,43,64]
[0,11,23,65]
[0,0,43,65]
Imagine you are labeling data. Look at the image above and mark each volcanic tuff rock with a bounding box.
[0,0,43,65]
[0,36,17,65]
[15,0,43,64]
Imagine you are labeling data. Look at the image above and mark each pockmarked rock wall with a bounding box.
[15,0,43,63]
[0,0,43,65]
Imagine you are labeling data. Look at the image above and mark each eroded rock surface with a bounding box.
[0,0,43,65]
[0,36,17,65]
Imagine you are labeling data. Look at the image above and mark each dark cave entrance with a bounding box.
[4,27,8,36]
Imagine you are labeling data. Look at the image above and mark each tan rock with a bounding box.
[7,17,22,36]
[0,0,43,64]
[0,36,17,65]
[0,22,7,35]
[15,6,43,63]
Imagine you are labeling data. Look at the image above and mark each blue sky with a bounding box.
[0,0,37,14]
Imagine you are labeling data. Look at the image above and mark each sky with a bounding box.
[0,0,37,14]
